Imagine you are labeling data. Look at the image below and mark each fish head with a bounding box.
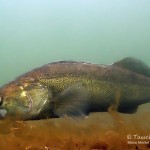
[0,79,50,120]
[0,82,29,119]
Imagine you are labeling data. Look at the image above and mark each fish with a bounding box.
[0,57,150,120]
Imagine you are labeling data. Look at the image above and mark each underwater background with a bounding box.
[1,0,150,86]
[0,0,150,150]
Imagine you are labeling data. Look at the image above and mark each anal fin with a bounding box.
[117,105,138,114]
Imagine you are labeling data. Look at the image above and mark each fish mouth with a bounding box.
[0,108,7,118]
[0,96,6,118]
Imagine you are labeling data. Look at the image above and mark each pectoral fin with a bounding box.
[113,57,150,77]
[53,83,90,117]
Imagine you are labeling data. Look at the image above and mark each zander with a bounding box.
[0,57,150,120]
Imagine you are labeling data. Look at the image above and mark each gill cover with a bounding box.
[22,83,51,119]
[4,82,51,120]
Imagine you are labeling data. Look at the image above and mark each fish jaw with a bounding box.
[0,109,7,118]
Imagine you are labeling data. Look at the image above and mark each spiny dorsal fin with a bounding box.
[113,57,150,77]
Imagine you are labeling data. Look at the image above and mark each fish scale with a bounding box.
[0,57,150,120]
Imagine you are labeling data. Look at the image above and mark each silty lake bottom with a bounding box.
[0,104,149,150]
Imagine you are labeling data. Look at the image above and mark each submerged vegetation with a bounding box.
[0,104,149,150]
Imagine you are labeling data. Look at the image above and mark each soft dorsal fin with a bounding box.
[113,57,150,77]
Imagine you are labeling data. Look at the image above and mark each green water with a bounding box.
[0,0,150,86]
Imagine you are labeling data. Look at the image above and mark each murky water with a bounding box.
[0,1,150,150]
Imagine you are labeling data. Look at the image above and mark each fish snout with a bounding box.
[0,108,7,118]
[0,96,7,118]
